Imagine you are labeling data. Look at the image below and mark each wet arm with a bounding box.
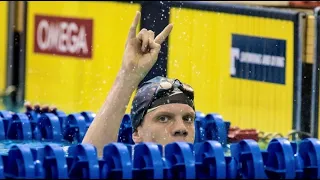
[82,71,140,157]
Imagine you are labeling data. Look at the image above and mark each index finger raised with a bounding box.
[154,23,173,44]
[127,11,141,40]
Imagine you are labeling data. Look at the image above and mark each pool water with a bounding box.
[0,140,75,155]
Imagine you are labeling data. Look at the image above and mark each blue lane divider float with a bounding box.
[118,114,134,144]
[30,147,45,178]
[25,109,74,143]
[264,138,296,179]
[101,143,133,179]
[203,114,227,147]
[52,110,68,131]
[68,144,100,179]
[225,154,238,179]
[194,119,202,143]
[0,146,4,179]
[38,113,63,142]
[0,117,6,141]
[0,110,96,142]
[63,113,87,143]
[0,138,320,179]
[164,142,196,179]
[4,108,320,179]
[298,138,320,179]
[196,111,206,119]
[5,144,69,179]
[230,139,267,179]
[194,140,226,179]
[224,121,231,136]
[25,109,42,140]
[0,111,12,138]
[4,145,35,178]
[25,108,40,125]
[80,111,95,129]
[194,111,206,143]
[133,142,164,179]
[7,113,32,140]
[41,144,68,179]
[291,141,304,179]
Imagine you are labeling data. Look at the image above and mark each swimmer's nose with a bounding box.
[172,119,188,137]
[173,130,188,137]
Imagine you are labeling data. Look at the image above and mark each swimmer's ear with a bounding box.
[132,130,142,144]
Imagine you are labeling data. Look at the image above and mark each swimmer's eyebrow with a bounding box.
[153,109,195,117]
[153,110,175,116]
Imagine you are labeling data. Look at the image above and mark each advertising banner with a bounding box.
[168,6,296,135]
[26,1,140,113]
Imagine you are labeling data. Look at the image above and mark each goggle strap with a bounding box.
[148,92,194,110]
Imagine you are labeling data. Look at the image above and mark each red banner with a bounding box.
[289,1,320,8]
[34,15,94,59]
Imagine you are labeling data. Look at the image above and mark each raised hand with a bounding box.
[121,11,173,81]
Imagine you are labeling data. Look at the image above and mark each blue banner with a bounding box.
[230,34,286,84]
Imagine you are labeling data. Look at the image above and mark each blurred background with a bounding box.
[1,0,320,142]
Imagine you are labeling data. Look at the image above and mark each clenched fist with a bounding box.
[121,11,173,81]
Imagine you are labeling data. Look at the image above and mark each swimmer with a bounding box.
[81,11,196,157]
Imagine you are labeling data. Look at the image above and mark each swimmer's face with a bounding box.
[132,103,195,146]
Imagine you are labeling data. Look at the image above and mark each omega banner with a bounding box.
[25,1,140,113]
[34,15,93,59]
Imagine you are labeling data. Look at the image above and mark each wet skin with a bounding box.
[132,103,195,146]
